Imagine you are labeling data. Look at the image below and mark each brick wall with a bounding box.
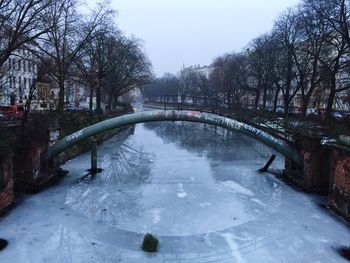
[0,155,14,212]
[302,148,330,192]
[283,136,330,192]
[329,147,350,219]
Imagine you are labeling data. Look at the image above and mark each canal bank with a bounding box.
[0,121,349,262]
[0,110,133,212]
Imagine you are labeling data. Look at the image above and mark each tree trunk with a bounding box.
[57,77,65,113]
[326,75,336,115]
[254,84,260,109]
[262,85,267,110]
[283,96,289,118]
[89,86,94,113]
[301,98,308,116]
[107,92,113,112]
[112,95,119,110]
[96,84,101,114]
[273,88,280,112]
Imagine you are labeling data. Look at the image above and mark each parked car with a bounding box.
[0,113,8,121]
[306,108,319,116]
[276,106,284,114]
[64,104,78,110]
[0,105,24,119]
[330,111,344,120]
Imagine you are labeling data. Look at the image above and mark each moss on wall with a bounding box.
[57,112,130,163]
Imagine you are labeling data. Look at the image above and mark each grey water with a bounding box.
[0,121,349,262]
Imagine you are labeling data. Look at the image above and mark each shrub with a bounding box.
[141,233,159,252]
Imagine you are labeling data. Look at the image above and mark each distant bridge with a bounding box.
[45,110,303,166]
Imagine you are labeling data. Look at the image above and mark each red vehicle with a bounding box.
[0,105,24,119]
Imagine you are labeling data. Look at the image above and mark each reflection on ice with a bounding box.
[65,139,154,229]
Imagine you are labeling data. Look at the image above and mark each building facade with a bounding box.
[0,48,37,105]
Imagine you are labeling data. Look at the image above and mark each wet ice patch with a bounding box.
[177,192,188,198]
[222,181,254,196]
[250,198,266,206]
[151,208,162,224]
[177,183,188,198]
[311,214,322,220]
[220,233,246,263]
[99,193,109,202]
[81,188,92,198]
[199,202,212,208]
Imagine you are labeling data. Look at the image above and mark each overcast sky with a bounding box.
[87,0,301,77]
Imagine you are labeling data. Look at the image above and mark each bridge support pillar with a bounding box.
[300,147,330,192]
[259,154,276,173]
[329,145,350,220]
[283,158,303,186]
[283,136,330,192]
[91,138,98,174]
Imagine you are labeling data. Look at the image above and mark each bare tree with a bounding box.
[211,53,249,109]
[103,36,153,110]
[247,33,277,110]
[75,26,121,113]
[179,69,208,102]
[0,0,55,68]
[287,4,325,115]
[20,57,53,134]
[272,9,301,116]
[142,73,180,102]
[37,0,113,113]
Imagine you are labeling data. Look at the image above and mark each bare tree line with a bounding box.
[0,0,153,114]
[144,0,350,116]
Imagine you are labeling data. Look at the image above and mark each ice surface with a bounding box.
[220,233,246,263]
[221,180,255,196]
[0,122,349,262]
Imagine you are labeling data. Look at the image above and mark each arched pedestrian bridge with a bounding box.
[45,110,303,166]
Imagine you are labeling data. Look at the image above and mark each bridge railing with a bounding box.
[150,95,330,143]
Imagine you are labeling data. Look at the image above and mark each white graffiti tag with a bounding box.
[65,130,83,142]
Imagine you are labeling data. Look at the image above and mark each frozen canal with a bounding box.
[1,121,350,262]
